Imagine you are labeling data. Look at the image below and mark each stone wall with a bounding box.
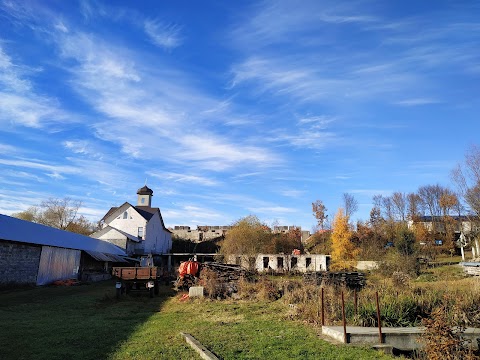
[0,241,41,285]
[356,261,379,270]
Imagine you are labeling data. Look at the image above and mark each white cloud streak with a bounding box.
[144,20,183,50]
[150,172,219,186]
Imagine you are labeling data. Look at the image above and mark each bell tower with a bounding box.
[137,185,153,207]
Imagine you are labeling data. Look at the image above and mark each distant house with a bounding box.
[92,186,172,256]
[0,214,127,286]
[408,216,480,235]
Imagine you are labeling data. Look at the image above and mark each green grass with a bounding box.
[415,263,466,282]
[0,281,394,360]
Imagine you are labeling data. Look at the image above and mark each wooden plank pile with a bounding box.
[303,271,366,289]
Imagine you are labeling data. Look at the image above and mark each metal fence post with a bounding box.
[375,291,384,344]
[321,287,325,326]
[341,291,347,343]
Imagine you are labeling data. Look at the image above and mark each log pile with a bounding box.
[173,274,198,290]
[200,262,254,298]
[174,262,255,295]
[303,271,366,289]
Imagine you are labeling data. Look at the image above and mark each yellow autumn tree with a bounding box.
[330,208,359,270]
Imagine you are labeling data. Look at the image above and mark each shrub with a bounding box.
[419,305,477,360]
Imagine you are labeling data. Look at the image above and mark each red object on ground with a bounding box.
[178,261,200,277]
[179,293,189,302]
[52,279,79,286]
[292,249,301,255]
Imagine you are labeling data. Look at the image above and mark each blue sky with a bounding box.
[1,0,479,231]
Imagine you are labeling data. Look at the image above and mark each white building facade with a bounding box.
[226,254,330,273]
[92,186,172,256]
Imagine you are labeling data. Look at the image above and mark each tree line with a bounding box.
[308,144,480,271]
[12,198,99,236]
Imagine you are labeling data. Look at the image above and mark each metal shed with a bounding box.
[0,214,128,286]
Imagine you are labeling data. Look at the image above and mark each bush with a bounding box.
[419,304,477,359]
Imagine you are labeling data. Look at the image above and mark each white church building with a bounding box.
[92,186,172,256]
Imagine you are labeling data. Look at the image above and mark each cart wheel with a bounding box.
[149,287,154,298]
[116,287,121,299]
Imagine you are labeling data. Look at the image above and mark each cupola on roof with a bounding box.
[137,185,153,196]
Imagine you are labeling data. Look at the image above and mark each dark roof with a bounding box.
[135,206,158,221]
[0,214,126,255]
[101,203,158,222]
[100,203,172,233]
[136,206,172,233]
[137,185,153,195]
[101,206,119,221]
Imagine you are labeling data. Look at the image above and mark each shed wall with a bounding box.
[0,241,41,285]
[36,246,81,285]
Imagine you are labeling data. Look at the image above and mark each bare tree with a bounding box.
[418,185,444,219]
[12,197,97,235]
[39,198,82,230]
[391,192,407,222]
[342,193,358,220]
[312,200,328,230]
[407,192,423,221]
[452,144,480,217]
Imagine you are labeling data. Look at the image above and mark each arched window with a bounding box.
[123,211,128,219]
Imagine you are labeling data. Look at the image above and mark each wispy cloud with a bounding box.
[280,189,305,198]
[150,172,219,187]
[231,0,378,47]
[394,98,440,106]
[0,157,79,175]
[54,30,280,170]
[163,203,227,225]
[248,206,298,214]
[144,20,182,50]
[0,45,70,128]
[63,140,104,160]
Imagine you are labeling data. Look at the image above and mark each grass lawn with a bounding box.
[0,280,394,360]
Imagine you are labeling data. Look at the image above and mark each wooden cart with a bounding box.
[112,267,161,298]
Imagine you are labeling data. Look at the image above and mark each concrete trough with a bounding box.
[322,326,480,351]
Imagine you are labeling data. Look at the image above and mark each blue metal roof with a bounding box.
[0,213,126,256]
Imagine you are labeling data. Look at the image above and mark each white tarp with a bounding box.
[36,246,81,285]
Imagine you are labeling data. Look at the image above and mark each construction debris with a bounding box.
[303,271,366,289]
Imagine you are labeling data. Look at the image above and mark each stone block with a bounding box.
[189,286,204,298]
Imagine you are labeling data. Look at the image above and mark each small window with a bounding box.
[306,257,312,268]
[123,211,128,219]
[263,257,269,269]
[138,227,144,239]
[291,257,298,268]
[141,198,145,204]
